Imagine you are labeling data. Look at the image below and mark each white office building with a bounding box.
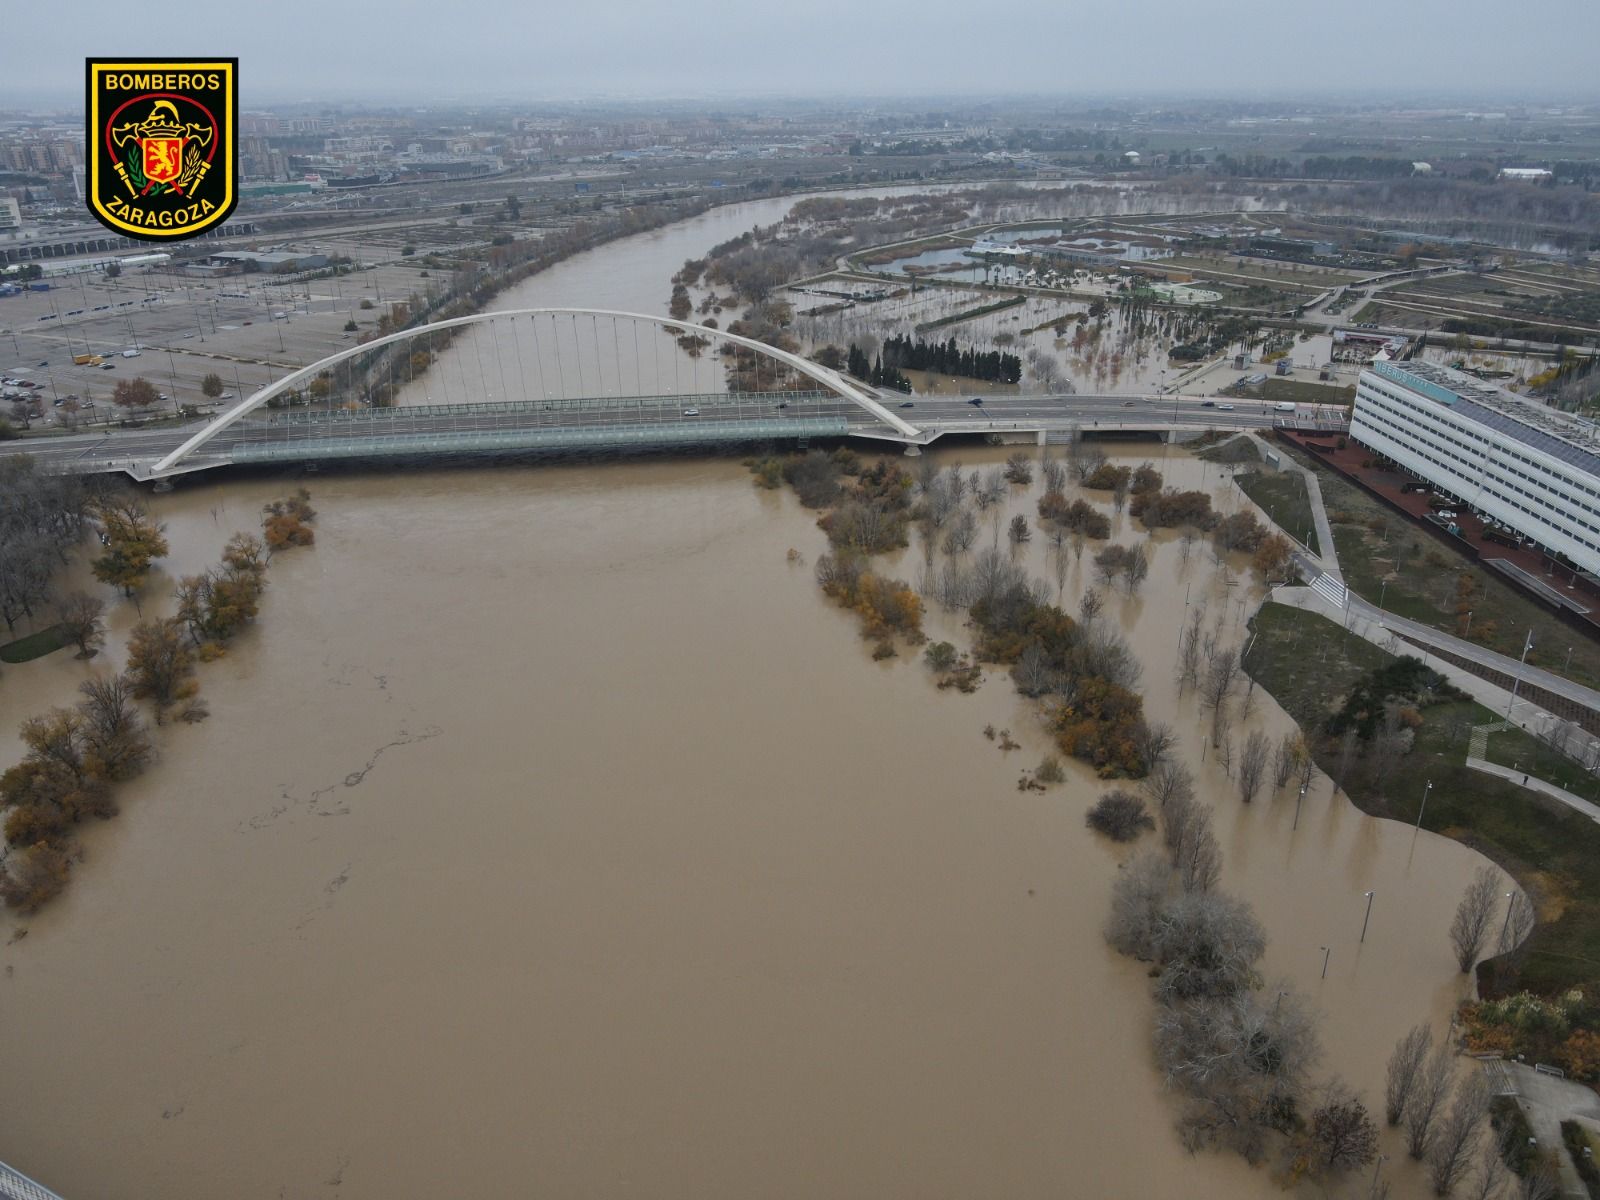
[1351,360,1600,576]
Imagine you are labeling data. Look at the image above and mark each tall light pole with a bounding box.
[1370,1154,1388,1198]
[1361,890,1375,943]
[1412,779,1433,845]
[1506,628,1535,719]
[1319,945,1331,979]
[1501,891,1517,944]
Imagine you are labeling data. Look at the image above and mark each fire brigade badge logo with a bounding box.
[86,59,238,241]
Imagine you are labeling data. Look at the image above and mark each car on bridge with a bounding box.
[967,397,983,406]
[682,407,700,416]
[1201,400,1216,407]
[1217,402,1235,410]
[899,401,914,408]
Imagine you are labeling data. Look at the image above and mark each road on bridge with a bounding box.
[3,391,1344,478]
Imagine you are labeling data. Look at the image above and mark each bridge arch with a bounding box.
[152,307,920,473]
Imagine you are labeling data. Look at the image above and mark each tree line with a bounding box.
[0,490,317,912]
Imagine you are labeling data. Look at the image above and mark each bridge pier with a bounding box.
[1036,430,1046,447]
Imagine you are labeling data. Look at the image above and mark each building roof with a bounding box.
[1372,360,1600,479]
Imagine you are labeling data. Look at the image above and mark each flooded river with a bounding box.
[0,188,1493,1199]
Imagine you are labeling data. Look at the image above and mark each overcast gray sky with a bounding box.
[5,0,1599,106]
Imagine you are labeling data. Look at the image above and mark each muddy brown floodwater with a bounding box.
[0,444,1492,1199]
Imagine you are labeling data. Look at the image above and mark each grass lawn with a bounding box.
[1245,601,1600,997]
[0,623,70,663]
[1235,469,1321,555]
[1276,440,1600,692]
[1261,377,1355,408]
[1482,726,1600,806]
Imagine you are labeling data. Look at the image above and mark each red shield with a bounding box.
[141,137,185,184]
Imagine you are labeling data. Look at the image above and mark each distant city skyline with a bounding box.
[3,0,1600,107]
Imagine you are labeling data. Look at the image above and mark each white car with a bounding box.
[1218,402,1236,411]
[682,407,700,416]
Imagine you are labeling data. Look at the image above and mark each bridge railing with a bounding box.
[261,390,837,425]
[0,1160,66,1200]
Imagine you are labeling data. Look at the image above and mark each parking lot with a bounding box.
[2,253,437,427]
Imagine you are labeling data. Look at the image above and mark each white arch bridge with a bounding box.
[140,307,919,478]
[11,307,1348,480]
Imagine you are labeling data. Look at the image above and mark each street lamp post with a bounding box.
[1463,610,1473,639]
[1412,779,1433,845]
[1370,1155,1388,1198]
[1506,628,1535,719]
[1319,946,1331,979]
[1501,892,1517,944]
[1361,890,1375,943]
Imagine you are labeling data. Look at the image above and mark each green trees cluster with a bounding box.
[261,488,316,553]
[0,676,151,911]
[1,492,315,913]
[90,494,169,601]
[871,335,1023,385]
[176,533,269,656]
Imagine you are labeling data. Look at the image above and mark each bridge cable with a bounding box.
[552,314,565,401]
[631,320,641,414]
[510,313,528,411]
[493,317,511,418]
[531,316,547,403]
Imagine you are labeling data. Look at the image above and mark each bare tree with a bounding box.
[1200,651,1239,747]
[1427,1069,1491,1196]
[1451,867,1503,974]
[1238,730,1270,804]
[1106,852,1174,960]
[1465,1137,1511,1200]
[1176,604,1206,691]
[1307,1082,1381,1174]
[56,591,106,659]
[1155,985,1319,1163]
[1172,801,1223,894]
[1079,586,1104,630]
[1272,732,1302,791]
[1152,890,1267,1002]
[1013,641,1057,697]
[1136,721,1177,773]
[1385,1023,1435,1126]
[1144,761,1196,814]
[1405,1042,1458,1159]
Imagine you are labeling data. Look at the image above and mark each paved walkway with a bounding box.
[1241,434,1342,580]
[1273,585,1600,827]
[1502,1061,1600,1199]
[1465,758,1600,824]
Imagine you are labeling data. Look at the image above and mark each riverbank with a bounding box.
[1244,599,1600,997]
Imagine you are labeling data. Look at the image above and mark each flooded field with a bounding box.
[0,446,1490,1199]
[0,183,1497,1199]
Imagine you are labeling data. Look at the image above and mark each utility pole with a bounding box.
[1361,890,1375,943]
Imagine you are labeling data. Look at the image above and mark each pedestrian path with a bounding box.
[1465,758,1600,824]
